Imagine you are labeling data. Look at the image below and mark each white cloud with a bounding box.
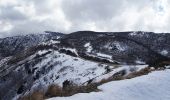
[0,0,170,38]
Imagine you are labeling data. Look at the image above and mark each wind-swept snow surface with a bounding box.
[48,69,170,100]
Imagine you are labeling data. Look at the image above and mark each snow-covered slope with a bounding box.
[0,31,170,100]
[48,69,170,100]
[32,50,148,88]
[0,44,149,100]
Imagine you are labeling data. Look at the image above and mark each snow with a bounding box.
[114,42,126,51]
[165,65,170,69]
[56,36,60,39]
[41,39,60,45]
[94,65,148,83]
[84,42,93,52]
[84,42,90,47]
[129,31,146,37]
[37,50,51,55]
[50,40,60,44]
[161,50,168,56]
[96,53,112,59]
[0,57,11,68]
[61,48,78,55]
[129,32,137,36]
[135,60,146,64]
[32,50,108,88]
[48,69,170,100]
[31,49,148,91]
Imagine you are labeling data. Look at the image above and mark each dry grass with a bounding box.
[45,84,63,97]
[97,75,125,85]
[20,83,99,100]
[19,91,44,100]
[45,84,99,99]
[125,67,153,79]
[97,67,154,85]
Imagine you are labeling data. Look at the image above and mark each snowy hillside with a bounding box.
[0,46,148,100]
[0,32,64,59]
[48,69,170,100]
[0,31,170,100]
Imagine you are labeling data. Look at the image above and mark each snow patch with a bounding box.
[96,53,112,59]
[129,32,137,36]
[62,47,78,55]
[0,57,11,68]
[135,60,146,64]
[50,40,60,44]
[161,50,168,56]
[37,50,50,55]
[84,42,93,52]
[114,42,126,51]
[165,65,170,69]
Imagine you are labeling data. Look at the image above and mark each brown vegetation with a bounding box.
[20,83,99,100]
[97,67,155,85]
[45,84,63,97]
[125,67,154,79]
[45,83,99,99]
[19,91,44,100]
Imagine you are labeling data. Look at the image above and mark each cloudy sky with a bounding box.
[0,0,170,38]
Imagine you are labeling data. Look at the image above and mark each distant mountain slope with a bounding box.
[0,31,170,100]
[1,31,170,64]
[0,32,64,59]
[60,31,170,65]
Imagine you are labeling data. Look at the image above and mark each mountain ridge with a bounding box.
[0,31,170,100]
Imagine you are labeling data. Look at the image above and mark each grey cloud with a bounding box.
[7,20,59,35]
[0,5,27,21]
[61,0,126,22]
[61,0,170,32]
